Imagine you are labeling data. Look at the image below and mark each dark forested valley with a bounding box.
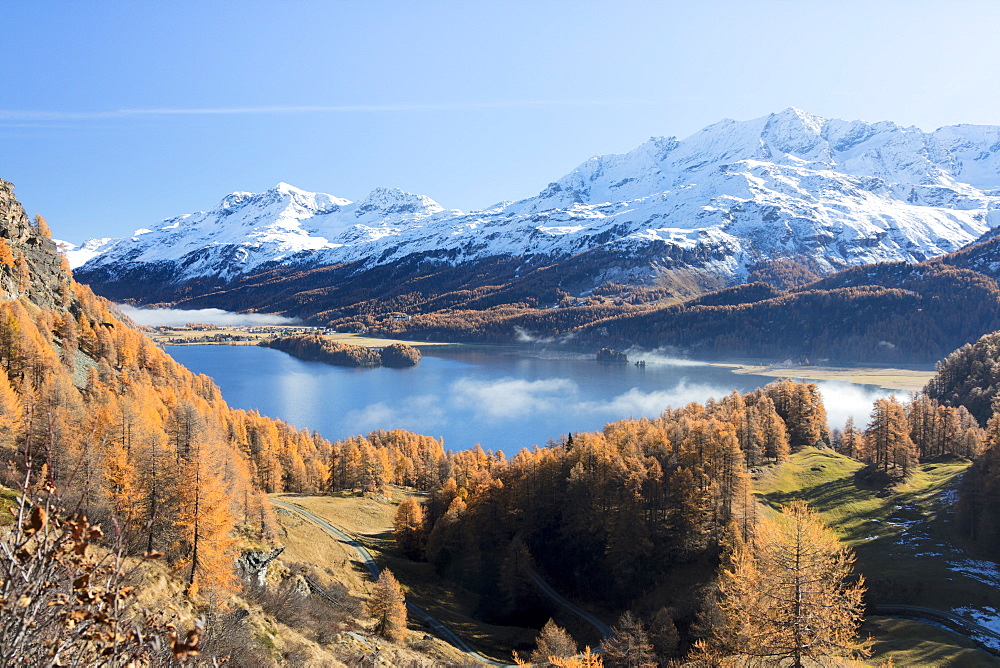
[85,232,1000,365]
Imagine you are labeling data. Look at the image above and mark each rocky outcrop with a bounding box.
[235,547,285,587]
[0,179,73,310]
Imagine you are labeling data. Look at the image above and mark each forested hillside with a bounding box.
[304,249,998,364]
[77,219,1000,364]
[573,263,1000,363]
[383,371,993,662]
[924,330,1000,555]
[0,180,460,664]
[925,330,1000,425]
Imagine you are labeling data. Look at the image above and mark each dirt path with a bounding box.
[271,498,517,667]
[526,569,612,639]
[871,604,1000,657]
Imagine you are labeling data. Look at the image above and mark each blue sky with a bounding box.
[3,0,1000,242]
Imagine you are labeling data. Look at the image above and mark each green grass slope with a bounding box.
[865,617,998,667]
[756,448,1000,665]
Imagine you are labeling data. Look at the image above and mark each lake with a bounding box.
[166,344,892,453]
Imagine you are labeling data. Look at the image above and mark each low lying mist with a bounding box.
[118,305,300,327]
[623,347,710,367]
[343,375,890,439]
[811,380,895,431]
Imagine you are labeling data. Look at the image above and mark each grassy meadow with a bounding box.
[757,448,1000,664]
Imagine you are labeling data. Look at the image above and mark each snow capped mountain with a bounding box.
[56,237,115,268]
[74,108,1000,295]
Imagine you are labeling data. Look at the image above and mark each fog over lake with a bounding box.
[167,344,894,453]
[119,304,299,327]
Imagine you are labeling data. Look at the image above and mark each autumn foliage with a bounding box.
[393,497,426,560]
[401,383,818,607]
[16,178,1000,662]
[699,502,870,665]
[261,333,420,368]
[366,569,407,642]
[0,480,204,665]
[529,618,577,664]
[925,329,1000,425]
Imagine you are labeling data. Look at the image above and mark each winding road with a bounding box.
[274,498,1000,665]
[526,569,613,639]
[271,498,518,666]
[871,604,1000,658]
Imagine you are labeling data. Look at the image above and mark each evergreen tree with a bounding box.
[367,569,407,642]
[393,497,426,559]
[530,618,578,665]
[706,502,870,666]
[647,606,680,660]
[599,611,656,668]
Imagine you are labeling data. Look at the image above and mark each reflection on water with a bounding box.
[167,345,892,452]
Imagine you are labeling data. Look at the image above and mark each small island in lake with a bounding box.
[261,333,422,368]
[596,347,629,365]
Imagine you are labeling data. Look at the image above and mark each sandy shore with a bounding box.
[712,363,934,392]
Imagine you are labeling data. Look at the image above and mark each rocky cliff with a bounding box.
[0,179,72,310]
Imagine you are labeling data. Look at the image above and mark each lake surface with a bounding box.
[167,345,893,453]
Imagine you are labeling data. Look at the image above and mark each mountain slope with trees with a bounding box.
[117,231,1000,366]
[0,179,465,663]
[325,257,1000,364]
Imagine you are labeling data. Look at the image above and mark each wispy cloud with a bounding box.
[0,99,644,124]
[447,377,745,422]
[344,395,445,434]
[451,377,578,419]
[578,383,734,416]
[443,375,885,430]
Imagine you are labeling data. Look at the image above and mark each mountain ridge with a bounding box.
[71,108,1000,312]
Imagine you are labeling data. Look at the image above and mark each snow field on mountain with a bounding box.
[74,108,1000,286]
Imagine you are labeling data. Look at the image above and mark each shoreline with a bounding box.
[155,324,936,393]
[712,363,934,392]
[151,325,462,349]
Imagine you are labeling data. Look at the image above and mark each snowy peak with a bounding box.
[217,191,255,209]
[531,108,1000,214]
[761,107,828,161]
[73,109,1000,293]
[212,182,350,218]
[354,187,446,217]
[56,237,115,269]
[272,181,305,194]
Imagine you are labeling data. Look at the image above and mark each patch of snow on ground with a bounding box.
[948,559,1000,588]
[953,606,1000,650]
[885,518,922,528]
